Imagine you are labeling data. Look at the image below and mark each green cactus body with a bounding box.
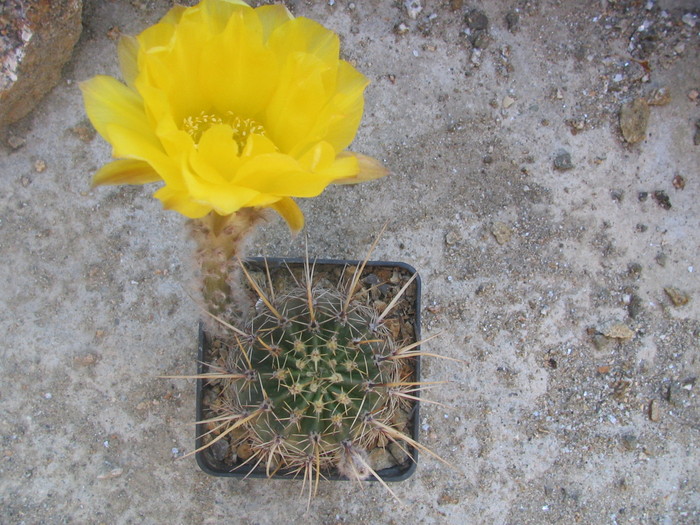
[202,267,418,480]
[218,284,402,474]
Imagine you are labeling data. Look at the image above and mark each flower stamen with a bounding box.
[183,110,266,151]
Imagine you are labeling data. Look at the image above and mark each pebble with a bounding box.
[652,190,671,210]
[666,382,685,407]
[672,174,685,190]
[502,95,515,109]
[646,86,671,106]
[688,89,699,102]
[465,10,489,30]
[404,0,422,20]
[74,353,98,366]
[7,134,26,149]
[34,160,47,173]
[694,119,700,146]
[445,230,461,246]
[681,13,697,28]
[395,22,409,35]
[628,294,643,319]
[655,252,667,267]
[627,262,642,278]
[553,150,574,171]
[97,468,123,480]
[621,433,638,451]
[368,447,396,471]
[491,222,512,244]
[648,399,660,422]
[664,287,690,306]
[592,333,609,351]
[505,11,519,32]
[620,98,650,144]
[603,323,635,341]
[389,442,410,465]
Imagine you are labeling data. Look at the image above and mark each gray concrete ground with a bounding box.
[1,0,699,523]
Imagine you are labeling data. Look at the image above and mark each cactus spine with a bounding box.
[200,260,424,487]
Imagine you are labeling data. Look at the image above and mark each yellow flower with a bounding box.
[81,0,387,231]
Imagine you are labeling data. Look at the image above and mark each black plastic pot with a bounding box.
[195,257,421,482]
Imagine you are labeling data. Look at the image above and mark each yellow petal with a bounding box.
[153,185,212,218]
[267,16,340,67]
[332,152,389,184]
[159,4,187,26]
[264,53,331,153]
[200,9,279,118]
[199,0,250,33]
[233,154,329,197]
[255,4,293,41]
[269,197,304,233]
[92,159,161,187]
[80,76,154,146]
[117,35,139,88]
[181,157,260,216]
[316,61,368,151]
[193,123,241,181]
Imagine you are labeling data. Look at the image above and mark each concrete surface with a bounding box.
[1,0,698,523]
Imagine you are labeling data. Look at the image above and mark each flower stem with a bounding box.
[189,208,267,317]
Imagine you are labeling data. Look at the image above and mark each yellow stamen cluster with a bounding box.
[183,110,266,150]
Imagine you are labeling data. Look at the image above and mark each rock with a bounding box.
[449,0,463,11]
[491,221,512,244]
[505,11,519,32]
[465,9,489,48]
[672,174,685,190]
[603,323,635,341]
[664,287,690,306]
[404,0,422,20]
[648,399,660,422]
[681,13,697,28]
[619,98,650,144]
[628,294,643,319]
[502,95,515,109]
[74,353,98,366]
[445,230,461,246]
[97,467,123,480]
[652,190,671,210]
[627,262,642,278]
[210,439,229,461]
[611,189,624,202]
[0,0,83,129]
[665,382,685,408]
[591,333,609,351]
[388,441,410,465]
[621,433,637,451]
[655,252,667,267]
[368,447,396,471]
[465,10,489,30]
[647,86,671,106]
[553,150,574,171]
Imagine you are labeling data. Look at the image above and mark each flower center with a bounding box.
[183,111,265,151]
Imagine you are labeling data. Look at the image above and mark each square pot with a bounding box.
[195,257,421,482]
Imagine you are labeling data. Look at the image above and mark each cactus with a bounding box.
[196,258,441,493]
